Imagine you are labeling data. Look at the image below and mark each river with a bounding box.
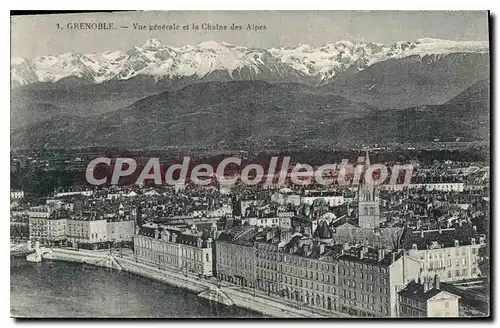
[10,257,265,318]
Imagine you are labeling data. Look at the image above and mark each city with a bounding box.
[10,150,490,318]
[10,10,490,319]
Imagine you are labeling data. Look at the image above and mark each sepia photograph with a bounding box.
[9,10,491,319]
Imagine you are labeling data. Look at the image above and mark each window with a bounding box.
[445,302,449,308]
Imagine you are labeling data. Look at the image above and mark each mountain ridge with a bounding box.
[10,79,490,150]
[11,38,489,88]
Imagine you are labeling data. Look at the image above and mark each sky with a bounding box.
[11,11,490,59]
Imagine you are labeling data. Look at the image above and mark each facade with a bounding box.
[28,217,48,241]
[333,246,421,317]
[398,279,460,317]
[380,183,465,193]
[134,226,213,277]
[28,205,56,241]
[403,224,485,282]
[66,214,108,246]
[28,205,55,219]
[301,195,345,207]
[107,219,135,242]
[216,241,255,287]
[215,226,422,317]
[54,190,93,198]
[46,212,68,242]
[10,190,24,199]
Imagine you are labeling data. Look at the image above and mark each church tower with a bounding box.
[358,151,381,229]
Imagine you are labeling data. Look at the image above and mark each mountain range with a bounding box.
[12,38,488,88]
[10,38,490,150]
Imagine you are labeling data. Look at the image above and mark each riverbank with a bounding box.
[37,247,333,318]
[10,241,33,257]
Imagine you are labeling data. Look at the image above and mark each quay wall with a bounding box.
[37,248,328,318]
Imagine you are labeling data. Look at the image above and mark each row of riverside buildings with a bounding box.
[28,202,136,247]
[214,222,483,318]
[28,199,484,317]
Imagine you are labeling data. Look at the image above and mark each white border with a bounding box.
[2,2,497,328]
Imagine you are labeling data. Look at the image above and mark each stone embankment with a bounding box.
[33,247,337,318]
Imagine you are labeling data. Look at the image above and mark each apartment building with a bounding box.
[28,205,56,241]
[402,222,485,282]
[216,225,259,287]
[134,225,213,277]
[216,226,422,317]
[66,213,108,247]
[106,217,135,243]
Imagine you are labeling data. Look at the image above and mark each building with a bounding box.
[46,210,68,243]
[402,222,485,282]
[10,190,24,199]
[301,191,346,207]
[380,183,465,193]
[335,245,421,317]
[28,205,55,219]
[28,205,56,241]
[66,213,108,248]
[398,277,460,317]
[216,225,259,287]
[134,225,213,277]
[106,218,135,243]
[242,215,291,229]
[215,225,421,317]
[54,189,93,198]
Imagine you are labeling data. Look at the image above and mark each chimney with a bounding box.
[154,228,159,239]
[303,244,310,255]
[391,251,395,264]
[423,277,429,292]
[421,229,425,238]
[438,226,442,234]
[454,240,459,247]
[473,225,477,231]
[342,242,350,251]
[171,233,177,243]
[412,244,418,251]
[320,244,325,254]
[434,274,440,290]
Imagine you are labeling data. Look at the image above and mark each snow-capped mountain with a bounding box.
[11,38,489,88]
